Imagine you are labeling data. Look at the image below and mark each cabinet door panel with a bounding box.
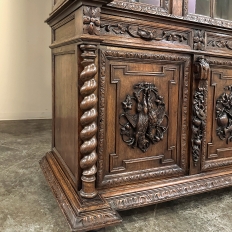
[203,58,232,171]
[97,48,190,188]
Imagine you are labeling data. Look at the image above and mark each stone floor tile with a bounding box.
[1,119,232,232]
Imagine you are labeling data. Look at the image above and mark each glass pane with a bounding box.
[195,0,210,16]
[188,0,196,14]
[215,0,232,20]
[188,0,210,16]
[130,0,160,6]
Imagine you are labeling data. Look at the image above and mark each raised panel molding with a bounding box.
[201,58,232,171]
[97,49,190,188]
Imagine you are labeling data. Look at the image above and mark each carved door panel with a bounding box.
[97,48,190,188]
[201,57,232,171]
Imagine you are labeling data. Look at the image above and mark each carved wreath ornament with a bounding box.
[119,82,168,152]
[216,85,232,144]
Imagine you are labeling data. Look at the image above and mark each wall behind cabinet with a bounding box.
[0,0,52,120]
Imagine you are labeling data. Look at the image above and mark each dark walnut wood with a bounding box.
[41,0,232,231]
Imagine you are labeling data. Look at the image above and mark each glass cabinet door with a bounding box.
[215,0,232,20]
[188,0,232,20]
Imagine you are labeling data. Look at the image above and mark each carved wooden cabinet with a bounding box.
[40,0,232,231]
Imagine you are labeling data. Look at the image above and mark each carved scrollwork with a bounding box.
[119,82,168,153]
[83,6,101,35]
[192,58,209,166]
[207,40,232,50]
[101,23,188,43]
[216,85,232,144]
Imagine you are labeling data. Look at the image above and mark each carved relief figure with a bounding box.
[120,82,168,152]
[216,85,232,144]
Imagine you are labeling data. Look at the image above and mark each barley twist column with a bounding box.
[79,44,98,198]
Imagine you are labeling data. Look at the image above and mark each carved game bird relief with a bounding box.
[119,82,169,152]
[216,85,232,144]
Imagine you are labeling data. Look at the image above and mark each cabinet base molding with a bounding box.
[40,151,232,231]
[40,152,122,232]
[104,172,232,210]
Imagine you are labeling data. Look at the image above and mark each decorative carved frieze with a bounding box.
[108,1,169,14]
[101,165,183,187]
[79,45,98,198]
[101,23,188,43]
[109,1,232,29]
[192,58,209,166]
[119,82,168,152]
[216,85,232,144]
[208,40,232,50]
[83,6,101,35]
[106,174,232,210]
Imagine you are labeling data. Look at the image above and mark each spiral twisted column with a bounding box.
[79,44,98,198]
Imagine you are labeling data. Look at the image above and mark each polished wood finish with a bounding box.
[40,0,232,231]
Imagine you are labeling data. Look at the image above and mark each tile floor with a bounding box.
[1,120,232,232]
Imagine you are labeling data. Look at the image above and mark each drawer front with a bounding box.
[97,48,191,188]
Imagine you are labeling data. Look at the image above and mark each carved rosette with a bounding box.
[119,82,168,153]
[83,6,101,35]
[192,58,209,166]
[79,45,98,198]
[216,85,232,144]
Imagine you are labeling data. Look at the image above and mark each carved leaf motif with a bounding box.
[101,23,187,43]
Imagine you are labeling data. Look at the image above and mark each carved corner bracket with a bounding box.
[192,58,210,166]
[216,85,232,144]
[119,82,169,153]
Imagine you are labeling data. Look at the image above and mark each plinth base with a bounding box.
[40,152,122,232]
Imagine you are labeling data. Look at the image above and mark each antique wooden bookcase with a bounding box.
[40,0,232,231]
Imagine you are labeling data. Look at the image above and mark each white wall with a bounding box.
[0,0,52,120]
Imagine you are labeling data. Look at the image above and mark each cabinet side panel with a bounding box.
[53,47,79,184]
